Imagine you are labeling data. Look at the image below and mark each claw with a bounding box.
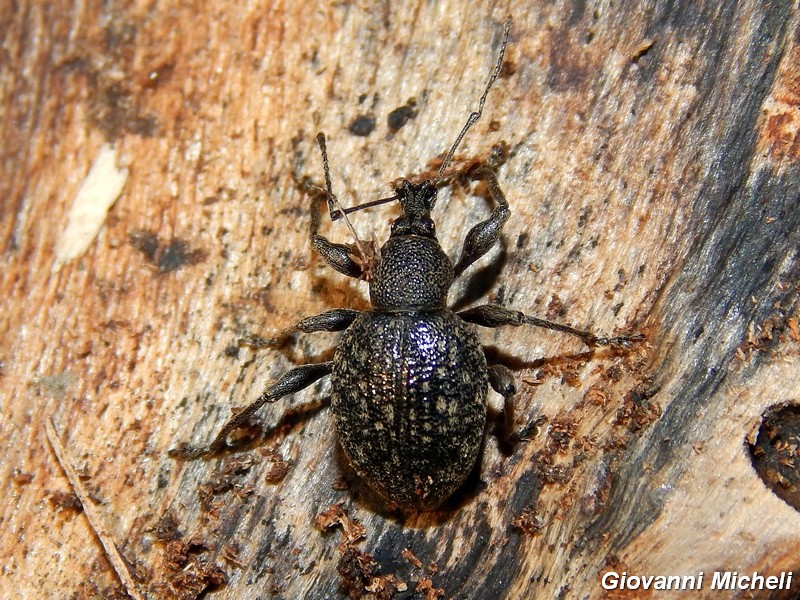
[596,332,645,349]
[168,443,213,460]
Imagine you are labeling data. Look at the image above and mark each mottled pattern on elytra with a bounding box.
[332,310,488,510]
[369,236,454,311]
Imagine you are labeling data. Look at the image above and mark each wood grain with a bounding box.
[2,1,799,598]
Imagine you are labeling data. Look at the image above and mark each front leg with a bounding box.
[309,132,380,279]
[453,166,510,278]
[309,190,364,278]
[459,303,644,348]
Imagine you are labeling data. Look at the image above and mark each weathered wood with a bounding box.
[2,1,799,598]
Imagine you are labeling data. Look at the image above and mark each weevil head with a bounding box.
[369,179,454,311]
[389,179,438,239]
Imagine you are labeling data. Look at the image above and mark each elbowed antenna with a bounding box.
[316,132,398,222]
[316,132,373,255]
[327,194,399,222]
[434,15,512,184]
[318,15,512,220]
[316,132,340,218]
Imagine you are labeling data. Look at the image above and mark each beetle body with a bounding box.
[333,310,488,509]
[172,17,641,511]
[332,218,488,508]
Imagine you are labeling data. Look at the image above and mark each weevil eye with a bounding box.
[417,216,435,237]
[391,217,411,236]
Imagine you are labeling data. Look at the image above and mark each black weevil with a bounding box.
[172,17,642,510]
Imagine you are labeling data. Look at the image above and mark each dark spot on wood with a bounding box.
[387,100,417,132]
[142,61,176,89]
[203,187,235,206]
[349,114,376,137]
[89,76,159,139]
[332,476,350,491]
[129,230,159,262]
[577,207,590,228]
[337,547,381,598]
[499,59,516,78]
[158,239,206,272]
[129,230,207,273]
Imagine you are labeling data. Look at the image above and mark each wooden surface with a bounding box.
[2,1,800,598]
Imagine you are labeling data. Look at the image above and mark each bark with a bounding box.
[2,1,799,599]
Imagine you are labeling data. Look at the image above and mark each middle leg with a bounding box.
[241,308,361,350]
[460,304,643,348]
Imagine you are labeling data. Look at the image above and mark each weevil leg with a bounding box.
[170,361,334,459]
[310,190,364,278]
[488,363,542,445]
[488,364,518,443]
[308,132,375,278]
[459,303,644,348]
[293,308,360,332]
[453,166,510,278]
[241,308,361,349]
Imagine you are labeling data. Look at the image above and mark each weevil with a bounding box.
[172,17,642,510]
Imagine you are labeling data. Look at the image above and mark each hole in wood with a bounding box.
[748,403,800,511]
